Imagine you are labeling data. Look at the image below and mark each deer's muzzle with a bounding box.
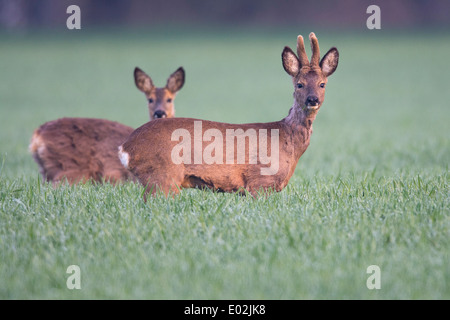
[153,110,167,118]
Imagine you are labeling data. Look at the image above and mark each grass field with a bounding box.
[0,27,448,299]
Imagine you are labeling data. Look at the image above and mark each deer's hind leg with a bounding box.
[52,170,94,186]
[139,173,184,201]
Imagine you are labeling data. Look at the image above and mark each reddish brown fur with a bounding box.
[30,67,185,184]
[121,33,339,199]
[30,118,134,184]
[122,118,309,196]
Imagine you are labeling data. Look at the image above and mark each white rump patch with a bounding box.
[118,146,129,169]
[29,132,45,155]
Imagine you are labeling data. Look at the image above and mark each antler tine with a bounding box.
[296,35,310,67]
[309,32,320,67]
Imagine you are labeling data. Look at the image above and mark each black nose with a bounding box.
[153,110,167,118]
[306,96,319,106]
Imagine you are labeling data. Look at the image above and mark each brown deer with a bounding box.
[119,33,338,199]
[30,67,185,184]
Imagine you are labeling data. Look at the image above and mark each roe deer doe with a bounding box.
[30,67,185,184]
[119,33,338,199]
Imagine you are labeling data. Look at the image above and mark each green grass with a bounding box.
[0,28,449,299]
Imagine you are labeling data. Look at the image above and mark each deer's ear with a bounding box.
[166,67,185,93]
[134,67,154,93]
[320,47,339,77]
[282,47,300,77]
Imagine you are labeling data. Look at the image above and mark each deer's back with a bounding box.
[30,117,134,184]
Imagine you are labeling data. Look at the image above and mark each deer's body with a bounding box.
[31,118,135,183]
[120,33,339,199]
[120,113,314,195]
[30,67,185,184]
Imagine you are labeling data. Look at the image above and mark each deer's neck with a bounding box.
[267,103,318,190]
[283,103,317,150]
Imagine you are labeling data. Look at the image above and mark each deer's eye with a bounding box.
[148,98,154,103]
[167,98,172,103]
[320,83,325,88]
[297,83,303,89]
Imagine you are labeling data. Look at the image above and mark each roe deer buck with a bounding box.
[30,67,185,184]
[119,33,338,199]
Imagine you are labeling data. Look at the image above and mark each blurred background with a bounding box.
[1,0,449,30]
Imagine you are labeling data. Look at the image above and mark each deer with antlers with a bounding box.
[119,33,338,199]
[30,67,185,185]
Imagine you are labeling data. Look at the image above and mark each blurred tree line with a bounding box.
[1,0,448,30]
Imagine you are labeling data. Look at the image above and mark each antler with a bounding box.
[309,32,320,67]
[296,35,310,67]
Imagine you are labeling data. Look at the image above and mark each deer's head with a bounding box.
[282,33,339,115]
[134,67,185,120]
